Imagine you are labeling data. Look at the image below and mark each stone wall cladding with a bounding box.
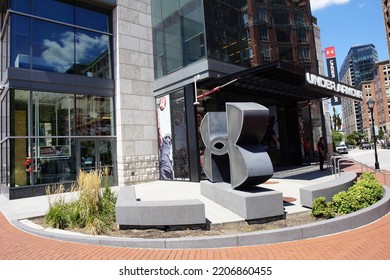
[119,155,159,185]
[114,0,159,186]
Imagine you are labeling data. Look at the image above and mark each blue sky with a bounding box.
[310,0,388,117]
[310,0,388,71]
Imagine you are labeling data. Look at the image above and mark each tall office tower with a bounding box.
[339,44,378,135]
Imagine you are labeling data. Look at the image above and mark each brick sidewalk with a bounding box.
[0,161,389,260]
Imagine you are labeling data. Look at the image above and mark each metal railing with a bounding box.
[327,153,389,186]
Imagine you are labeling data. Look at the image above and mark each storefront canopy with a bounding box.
[198,60,362,102]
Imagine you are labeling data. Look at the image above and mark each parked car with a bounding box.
[360,142,372,149]
[381,141,390,149]
[335,143,348,154]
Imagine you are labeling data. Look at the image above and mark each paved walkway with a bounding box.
[0,161,390,260]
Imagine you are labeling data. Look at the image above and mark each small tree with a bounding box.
[345,131,365,146]
[332,130,344,146]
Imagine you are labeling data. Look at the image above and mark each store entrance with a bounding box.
[76,139,117,186]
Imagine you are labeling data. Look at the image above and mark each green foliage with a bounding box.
[311,197,335,219]
[332,130,344,146]
[332,172,384,214]
[44,198,71,229]
[44,170,117,235]
[378,129,384,140]
[345,131,365,146]
[311,172,384,218]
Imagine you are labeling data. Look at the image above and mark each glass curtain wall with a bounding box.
[1,1,115,189]
[204,0,250,67]
[152,0,205,79]
[9,0,112,78]
[5,89,114,187]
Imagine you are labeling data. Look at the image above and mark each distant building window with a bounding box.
[299,47,310,62]
[259,26,269,41]
[297,29,308,43]
[258,7,268,22]
[261,46,271,61]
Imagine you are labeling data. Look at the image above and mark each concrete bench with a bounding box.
[300,171,357,208]
[115,186,206,229]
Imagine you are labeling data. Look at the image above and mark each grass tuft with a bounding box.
[44,169,117,235]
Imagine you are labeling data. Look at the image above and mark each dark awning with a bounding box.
[198,60,362,102]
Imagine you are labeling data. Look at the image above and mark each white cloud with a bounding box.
[41,32,108,73]
[310,0,351,11]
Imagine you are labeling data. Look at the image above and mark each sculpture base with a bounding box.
[200,181,285,221]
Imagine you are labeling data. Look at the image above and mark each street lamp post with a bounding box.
[367,97,380,170]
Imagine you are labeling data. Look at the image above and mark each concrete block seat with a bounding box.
[200,181,285,221]
[115,186,206,229]
[300,171,357,208]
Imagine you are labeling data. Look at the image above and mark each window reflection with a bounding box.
[32,0,74,24]
[76,95,113,136]
[32,19,74,73]
[170,90,189,179]
[11,15,30,69]
[9,1,112,79]
[152,0,205,78]
[75,30,111,78]
[75,5,110,33]
[5,90,114,187]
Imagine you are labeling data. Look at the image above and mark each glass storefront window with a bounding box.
[156,90,189,181]
[10,89,29,137]
[170,90,189,179]
[1,141,8,185]
[32,91,74,141]
[1,93,8,139]
[3,89,114,188]
[76,95,114,136]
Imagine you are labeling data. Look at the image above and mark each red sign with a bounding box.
[325,47,336,59]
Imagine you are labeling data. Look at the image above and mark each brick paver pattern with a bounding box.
[0,161,389,260]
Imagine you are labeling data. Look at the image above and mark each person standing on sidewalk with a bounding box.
[317,137,326,171]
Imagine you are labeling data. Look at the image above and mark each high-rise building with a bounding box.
[339,44,378,135]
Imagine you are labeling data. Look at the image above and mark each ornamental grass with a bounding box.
[44,168,117,235]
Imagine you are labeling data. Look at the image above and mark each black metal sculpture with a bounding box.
[200,102,274,189]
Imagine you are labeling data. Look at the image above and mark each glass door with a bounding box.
[77,139,116,186]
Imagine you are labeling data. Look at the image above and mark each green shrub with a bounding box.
[311,197,335,219]
[311,172,383,218]
[332,172,383,214]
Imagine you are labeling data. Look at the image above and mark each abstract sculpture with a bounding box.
[200,102,274,189]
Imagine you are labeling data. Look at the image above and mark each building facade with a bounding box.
[1,0,361,199]
[383,0,390,60]
[152,0,362,182]
[361,80,377,140]
[339,44,378,135]
[0,0,159,199]
[373,61,390,137]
